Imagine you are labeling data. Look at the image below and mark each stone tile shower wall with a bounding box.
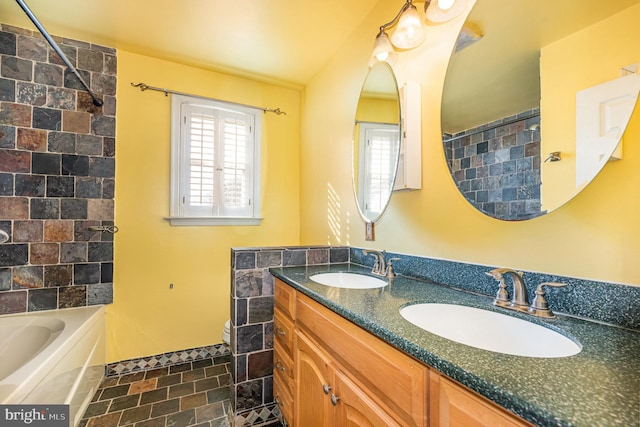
[0,24,116,314]
[230,246,349,425]
[444,109,542,220]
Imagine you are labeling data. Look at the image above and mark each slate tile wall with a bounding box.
[444,109,542,220]
[0,24,116,315]
[230,246,349,425]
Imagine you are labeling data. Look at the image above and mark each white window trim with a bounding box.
[165,94,263,226]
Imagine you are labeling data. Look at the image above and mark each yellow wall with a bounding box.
[540,4,640,211]
[300,0,640,286]
[111,51,301,362]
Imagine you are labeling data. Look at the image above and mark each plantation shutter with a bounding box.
[364,127,398,216]
[181,104,254,217]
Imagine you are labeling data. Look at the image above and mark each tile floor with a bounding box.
[79,357,232,427]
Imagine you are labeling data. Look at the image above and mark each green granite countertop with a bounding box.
[270,263,640,427]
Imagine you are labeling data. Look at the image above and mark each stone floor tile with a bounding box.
[100,384,131,400]
[181,392,207,411]
[119,404,152,426]
[183,368,206,382]
[129,378,158,394]
[169,362,192,374]
[81,359,238,427]
[157,373,182,388]
[83,400,109,418]
[204,365,226,377]
[192,359,213,369]
[140,388,168,405]
[109,394,141,412]
[135,416,166,427]
[150,398,180,418]
[195,402,225,424]
[206,386,230,404]
[168,382,194,399]
[166,408,196,427]
[195,377,219,393]
[119,372,146,384]
[87,411,122,427]
[144,367,169,379]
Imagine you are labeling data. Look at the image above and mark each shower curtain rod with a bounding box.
[130,82,287,116]
[15,0,103,106]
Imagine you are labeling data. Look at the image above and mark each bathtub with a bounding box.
[0,305,105,427]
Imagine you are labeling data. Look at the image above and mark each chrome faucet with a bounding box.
[486,268,529,311]
[362,250,398,277]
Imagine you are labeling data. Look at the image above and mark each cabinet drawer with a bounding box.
[275,278,296,319]
[274,374,295,426]
[274,308,295,356]
[274,346,294,396]
[297,292,427,427]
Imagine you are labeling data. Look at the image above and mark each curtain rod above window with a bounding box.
[130,82,286,115]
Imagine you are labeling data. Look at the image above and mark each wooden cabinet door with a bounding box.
[334,370,402,427]
[295,331,334,427]
[430,372,532,427]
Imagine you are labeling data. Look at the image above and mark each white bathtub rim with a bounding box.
[0,305,106,404]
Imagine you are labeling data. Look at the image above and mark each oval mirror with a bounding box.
[442,0,640,220]
[353,62,401,223]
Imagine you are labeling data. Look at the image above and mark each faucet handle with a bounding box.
[363,249,382,275]
[529,282,566,318]
[386,258,400,277]
[486,268,507,279]
[486,269,511,306]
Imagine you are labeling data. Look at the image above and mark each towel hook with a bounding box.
[544,152,561,162]
[88,225,119,234]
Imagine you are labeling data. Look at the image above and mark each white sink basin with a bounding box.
[310,272,387,289]
[400,303,581,358]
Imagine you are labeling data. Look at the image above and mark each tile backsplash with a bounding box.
[230,246,349,425]
[0,24,115,314]
[444,109,542,220]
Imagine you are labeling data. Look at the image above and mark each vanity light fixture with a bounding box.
[369,0,425,67]
[369,0,471,67]
[425,0,471,23]
[390,2,426,49]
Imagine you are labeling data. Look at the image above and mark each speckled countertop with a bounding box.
[270,263,640,427]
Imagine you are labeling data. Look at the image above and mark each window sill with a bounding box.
[164,216,264,226]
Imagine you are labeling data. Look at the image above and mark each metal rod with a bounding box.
[15,0,104,106]
[379,0,413,32]
[442,112,540,143]
[131,82,286,115]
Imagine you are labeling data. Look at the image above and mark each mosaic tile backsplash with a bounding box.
[0,24,115,314]
[106,344,230,377]
[444,109,542,220]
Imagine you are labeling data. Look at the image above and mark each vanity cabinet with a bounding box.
[273,278,531,427]
[273,280,296,423]
[274,278,426,426]
[429,372,533,427]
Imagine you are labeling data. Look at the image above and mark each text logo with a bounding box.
[1,405,69,426]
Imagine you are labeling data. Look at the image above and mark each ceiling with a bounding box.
[0,0,380,87]
[442,0,640,133]
[3,0,639,122]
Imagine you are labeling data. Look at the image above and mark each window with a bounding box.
[356,123,400,219]
[167,94,262,226]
